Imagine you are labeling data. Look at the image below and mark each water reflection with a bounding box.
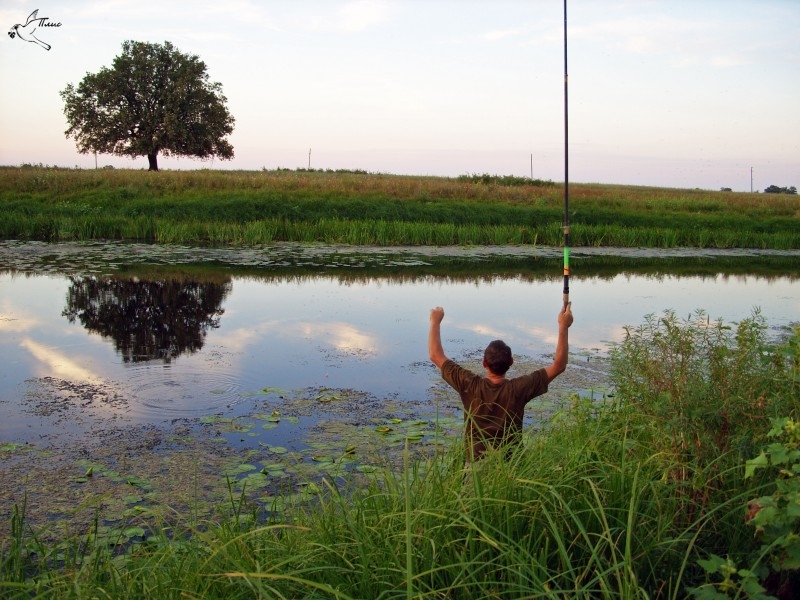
[62,275,232,363]
[1,244,799,448]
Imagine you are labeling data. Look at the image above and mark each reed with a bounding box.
[1,166,797,248]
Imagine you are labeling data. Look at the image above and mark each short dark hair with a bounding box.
[484,340,513,375]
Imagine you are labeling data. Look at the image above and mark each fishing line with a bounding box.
[562,0,570,309]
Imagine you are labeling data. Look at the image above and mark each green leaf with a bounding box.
[786,500,800,518]
[745,452,769,478]
[767,417,790,437]
[697,554,727,574]
[766,443,794,466]
[0,442,25,453]
[123,526,146,538]
[261,387,289,395]
[688,585,729,600]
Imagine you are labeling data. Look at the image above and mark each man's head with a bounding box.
[483,340,513,376]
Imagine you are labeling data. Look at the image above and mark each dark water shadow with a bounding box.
[62,275,232,363]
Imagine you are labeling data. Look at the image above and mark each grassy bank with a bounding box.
[2,312,798,598]
[1,166,798,248]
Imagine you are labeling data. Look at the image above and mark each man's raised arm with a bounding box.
[545,302,573,383]
[428,306,448,368]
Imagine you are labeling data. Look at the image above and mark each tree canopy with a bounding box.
[763,185,797,195]
[61,41,235,171]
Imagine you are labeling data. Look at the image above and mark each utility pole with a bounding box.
[308,148,311,170]
[750,166,753,193]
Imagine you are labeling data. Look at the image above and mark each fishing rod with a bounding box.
[562,0,570,309]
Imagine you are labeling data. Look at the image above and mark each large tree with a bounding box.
[61,40,235,171]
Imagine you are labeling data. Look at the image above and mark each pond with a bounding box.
[1,241,798,530]
[2,241,799,440]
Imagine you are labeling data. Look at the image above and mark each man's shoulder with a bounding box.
[510,367,548,381]
[442,358,465,374]
[442,359,480,383]
[509,367,550,393]
[443,359,477,372]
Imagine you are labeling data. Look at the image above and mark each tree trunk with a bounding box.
[147,153,159,171]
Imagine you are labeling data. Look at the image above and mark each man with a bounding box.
[428,303,574,463]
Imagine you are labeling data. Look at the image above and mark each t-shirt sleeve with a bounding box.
[515,368,549,400]
[440,360,482,409]
[441,359,477,391]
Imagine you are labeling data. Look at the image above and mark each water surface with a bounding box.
[1,241,798,448]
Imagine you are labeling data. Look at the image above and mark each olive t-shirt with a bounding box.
[441,359,549,461]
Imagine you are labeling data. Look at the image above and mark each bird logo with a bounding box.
[8,9,60,51]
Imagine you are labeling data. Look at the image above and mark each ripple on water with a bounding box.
[125,360,248,419]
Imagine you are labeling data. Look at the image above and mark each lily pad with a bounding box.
[123,526,146,539]
[311,455,335,463]
[261,387,289,395]
[238,472,269,489]
[0,442,26,453]
[232,463,257,474]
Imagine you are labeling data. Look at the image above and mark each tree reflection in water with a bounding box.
[62,275,232,362]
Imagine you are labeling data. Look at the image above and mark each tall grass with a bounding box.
[2,166,798,248]
[2,315,798,598]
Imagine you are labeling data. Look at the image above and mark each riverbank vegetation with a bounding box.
[1,166,798,248]
[2,311,798,598]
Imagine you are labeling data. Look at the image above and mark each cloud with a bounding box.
[308,0,391,33]
[0,315,40,333]
[464,322,506,339]
[708,55,752,68]
[215,319,378,356]
[302,321,378,355]
[20,338,103,384]
[213,321,272,353]
[340,0,390,31]
[574,10,765,70]
[480,28,525,42]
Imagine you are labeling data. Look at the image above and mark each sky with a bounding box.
[1,0,798,191]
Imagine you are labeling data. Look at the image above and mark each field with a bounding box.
[1,166,798,248]
[2,165,800,598]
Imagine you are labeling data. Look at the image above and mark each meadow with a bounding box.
[1,166,798,248]
[2,310,799,598]
[2,165,800,598]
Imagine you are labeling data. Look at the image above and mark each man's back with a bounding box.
[441,359,549,461]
